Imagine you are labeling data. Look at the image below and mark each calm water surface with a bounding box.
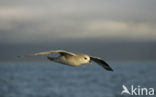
[0,62,156,97]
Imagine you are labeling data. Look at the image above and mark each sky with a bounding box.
[0,0,156,62]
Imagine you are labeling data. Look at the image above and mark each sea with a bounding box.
[0,61,156,97]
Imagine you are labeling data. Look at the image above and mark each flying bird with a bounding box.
[20,50,113,71]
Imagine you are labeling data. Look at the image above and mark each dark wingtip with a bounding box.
[105,66,114,71]
[108,68,114,71]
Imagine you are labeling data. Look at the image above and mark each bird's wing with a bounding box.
[22,50,76,57]
[90,56,113,71]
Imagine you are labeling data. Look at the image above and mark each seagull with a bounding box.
[20,50,113,71]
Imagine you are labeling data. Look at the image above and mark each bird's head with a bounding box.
[80,55,92,65]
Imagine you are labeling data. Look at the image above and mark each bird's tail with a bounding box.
[47,56,55,61]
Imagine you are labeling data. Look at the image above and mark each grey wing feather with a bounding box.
[24,50,76,57]
[90,56,113,71]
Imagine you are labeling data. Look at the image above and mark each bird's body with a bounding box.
[48,53,90,66]
[21,50,113,71]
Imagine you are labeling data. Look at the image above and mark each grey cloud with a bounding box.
[0,0,156,62]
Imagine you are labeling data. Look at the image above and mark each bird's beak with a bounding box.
[88,60,92,64]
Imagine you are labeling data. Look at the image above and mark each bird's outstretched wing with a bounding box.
[90,56,113,71]
[19,50,76,57]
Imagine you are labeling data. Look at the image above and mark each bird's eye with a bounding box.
[84,57,87,60]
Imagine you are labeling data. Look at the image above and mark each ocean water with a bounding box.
[0,62,155,97]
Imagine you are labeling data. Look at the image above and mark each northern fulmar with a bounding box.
[20,50,113,71]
